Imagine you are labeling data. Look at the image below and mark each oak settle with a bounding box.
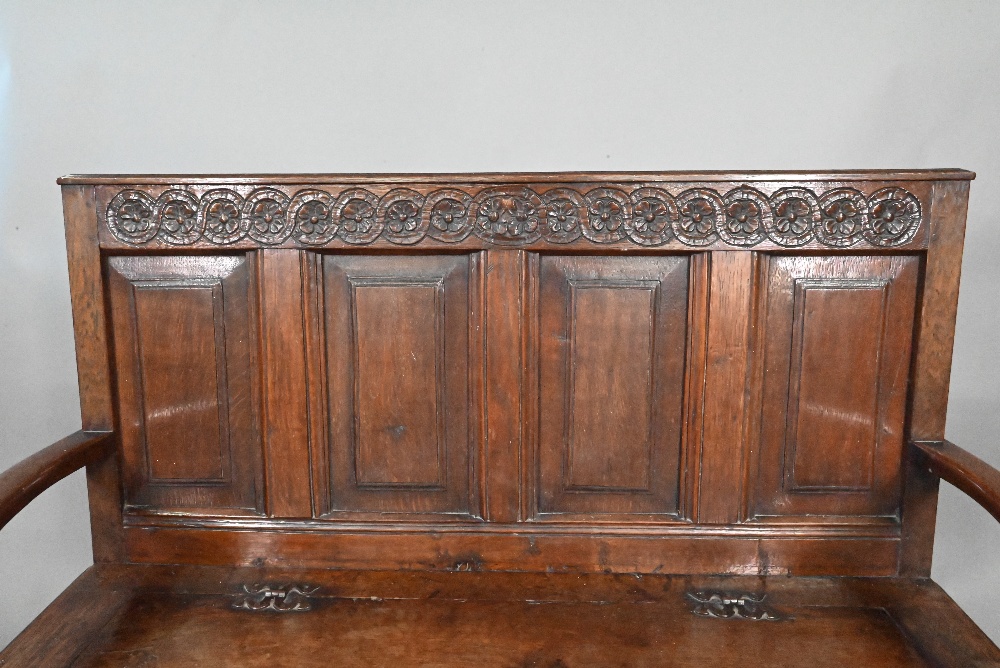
[1,170,997,666]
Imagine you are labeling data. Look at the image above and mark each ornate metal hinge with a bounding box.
[686,591,787,621]
[233,584,320,612]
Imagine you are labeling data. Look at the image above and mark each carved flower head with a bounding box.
[118,200,154,234]
[589,197,625,231]
[478,196,538,237]
[725,200,762,235]
[386,199,421,233]
[341,198,375,233]
[632,197,670,233]
[296,200,332,235]
[822,199,863,237]
[205,199,240,235]
[773,197,811,235]
[546,199,579,233]
[249,199,285,235]
[430,198,466,232]
[870,199,908,236]
[161,199,197,235]
[679,197,716,235]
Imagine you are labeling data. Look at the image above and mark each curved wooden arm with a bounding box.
[0,430,114,531]
[912,440,1000,524]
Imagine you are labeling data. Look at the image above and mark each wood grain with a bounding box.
[697,251,754,525]
[913,440,1000,524]
[483,250,524,523]
[258,250,313,518]
[0,431,112,531]
[535,255,689,520]
[61,184,123,562]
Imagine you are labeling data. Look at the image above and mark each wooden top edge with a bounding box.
[57,169,976,186]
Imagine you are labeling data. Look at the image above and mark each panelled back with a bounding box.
[66,171,971,576]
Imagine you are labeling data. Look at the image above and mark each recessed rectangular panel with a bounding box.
[352,280,444,489]
[108,255,262,516]
[567,282,656,492]
[134,284,226,482]
[788,281,886,492]
[536,255,690,519]
[753,256,919,520]
[322,254,477,518]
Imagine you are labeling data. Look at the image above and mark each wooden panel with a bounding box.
[321,254,478,518]
[483,250,522,522]
[787,280,886,492]
[258,250,314,518]
[123,525,901,577]
[535,255,689,519]
[696,252,754,524]
[751,256,919,520]
[108,256,262,515]
[353,281,444,487]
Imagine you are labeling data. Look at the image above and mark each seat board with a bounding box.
[3,566,997,667]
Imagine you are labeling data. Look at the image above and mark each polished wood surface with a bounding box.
[914,440,1000,524]
[2,170,993,663]
[0,431,111,531]
[3,566,999,667]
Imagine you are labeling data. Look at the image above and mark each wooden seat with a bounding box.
[2,171,998,666]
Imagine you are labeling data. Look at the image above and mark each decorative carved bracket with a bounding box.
[233,584,320,612]
[686,591,787,621]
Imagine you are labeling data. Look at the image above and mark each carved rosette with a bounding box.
[199,189,247,245]
[472,187,543,245]
[424,189,473,243]
[540,188,585,243]
[583,188,631,243]
[628,188,677,246]
[290,189,338,245]
[103,183,924,249]
[107,190,158,244]
[720,187,770,246]
[817,188,868,247]
[155,190,202,245]
[335,188,382,244]
[244,188,293,245]
[378,189,427,245]
[674,189,722,246]
[865,187,921,247]
[767,188,818,247]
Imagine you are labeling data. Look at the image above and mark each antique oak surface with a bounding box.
[1,170,997,666]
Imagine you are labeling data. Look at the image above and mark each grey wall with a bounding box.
[1,0,997,647]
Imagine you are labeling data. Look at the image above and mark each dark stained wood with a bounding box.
[0,431,112,531]
[901,179,972,576]
[58,168,976,185]
[258,249,314,518]
[5,565,1000,667]
[913,441,1000,524]
[483,250,524,523]
[321,254,479,519]
[909,181,972,440]
[535,255,690,520]
[697,251,754,524]
[88,179,937,254]
[107,255,263,516]
[5,170,994,662]
[121,524,901,576]
[62,184,124,563]
[750,255,919,520]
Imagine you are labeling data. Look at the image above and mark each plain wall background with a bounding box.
[1,0,998,647]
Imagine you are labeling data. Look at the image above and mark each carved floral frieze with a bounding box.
[105,184,923,248]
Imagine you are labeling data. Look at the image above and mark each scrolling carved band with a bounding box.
[106,185,923,249]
